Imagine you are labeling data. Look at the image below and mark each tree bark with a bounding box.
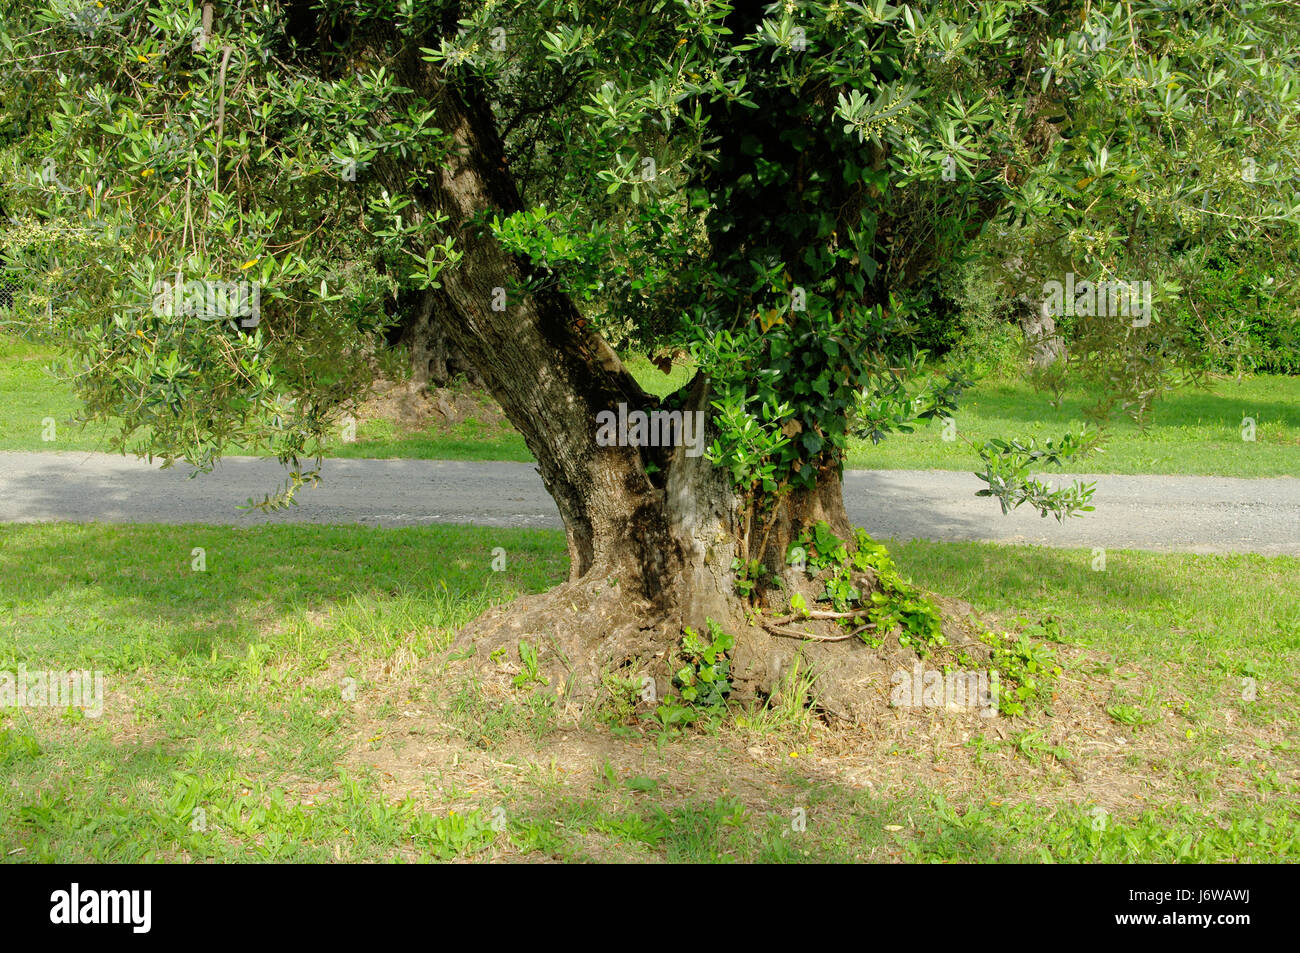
[1017,294,1066,368]
[425,82,677,584]
[357,37,859,700]
[392,287,484,388]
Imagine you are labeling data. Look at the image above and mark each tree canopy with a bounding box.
[4,1,1297,499]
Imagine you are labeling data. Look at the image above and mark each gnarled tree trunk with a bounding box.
[392,287,485,388]
[366,43,862,705]
[1017,294,1066,369]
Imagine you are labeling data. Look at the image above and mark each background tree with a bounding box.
[2,0,1297,703]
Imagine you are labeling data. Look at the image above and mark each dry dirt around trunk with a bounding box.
[446,571,682,707]
[353,378,512,435]
[326,597,1291,861]
[445,564,1001,725]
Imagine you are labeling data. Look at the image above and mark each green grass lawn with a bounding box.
[0,335,118,453]
[845,375,1300,476]
[5,333,1297,476]
[1,521,1295,862]
[325,415,531,462]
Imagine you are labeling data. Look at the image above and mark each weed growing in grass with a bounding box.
[511,640,547,690]
[0,721,42,767]
[653,620,734,731]
[1009,728,1071,767]
[1106,703,1159,727]
[735,651,819,736]
[595,662,656,731]
[979,622,1063,717]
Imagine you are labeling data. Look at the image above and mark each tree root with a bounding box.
[447,566,995,725]
[762,623,856,642]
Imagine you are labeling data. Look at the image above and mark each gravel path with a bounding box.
[0,451,1295,555]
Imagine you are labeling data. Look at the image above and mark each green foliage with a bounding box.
[674,620,734,709]
[1106,703,1156,727]
[701,303,876,496]
[0,0,456,504]
[951,322,1030,382]
[1168,245,1300,376]
[974,431,1099,520]
[0,724,42,767]
[418,807,499,861]
[900,255,1042,381]
[851,531,946,652]
[656,620,734,728]
[801,521,850,573]
[730,556,771,599]
[1007,728,1071,766]
[852,348,972,446]
[511,639,548,690]
[2,0,1298,519]
[865,587,945,653]
[980,621,1064,718]
[792,522,946,652]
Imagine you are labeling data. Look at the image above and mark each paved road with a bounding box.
[0,451,1296,555]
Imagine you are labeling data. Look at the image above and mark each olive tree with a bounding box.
[2,0,1296,703]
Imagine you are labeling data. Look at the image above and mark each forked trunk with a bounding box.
[364,49,865,703]
[454,371,858,704]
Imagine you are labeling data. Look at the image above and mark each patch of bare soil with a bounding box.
[353,377,509,435]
